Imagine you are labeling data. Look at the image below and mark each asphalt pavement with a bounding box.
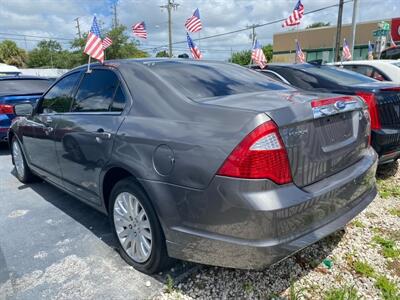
[0,144,193,300]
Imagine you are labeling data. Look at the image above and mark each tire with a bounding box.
[11,137,35,183]
[108,178,172,274]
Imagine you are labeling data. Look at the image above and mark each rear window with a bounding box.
[302,66,376,85]
[147,61,290,100]
[0,79,51,96]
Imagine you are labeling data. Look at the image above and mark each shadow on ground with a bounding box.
[377,160,399,180]
[0,143,9,156]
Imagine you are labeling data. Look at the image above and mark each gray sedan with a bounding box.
[9,59,377,274]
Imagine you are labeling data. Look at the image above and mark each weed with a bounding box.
[165,274,175,294]
[377,179,400,199]
[352,260,375,277]
[242,281,253,294]
[374,275,400,300]
[351,220,365,228]
[324,285,361,300]
[289,280,305,300]
[373,236,400,259]
[389,207,400,217]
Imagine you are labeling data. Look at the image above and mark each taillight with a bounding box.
[311,96,354,108]
[356,92,381,130]
[0,104,14,114]
[217,120,292,184]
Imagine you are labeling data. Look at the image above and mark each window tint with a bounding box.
[0,79,51,96]
[262,71,284,82]
[301,66,376,85]
[73,69,119,112]
[111,85,126,112]
[147,61,291,100]
[40,72,81,113]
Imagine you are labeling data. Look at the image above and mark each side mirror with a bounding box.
[14,103,33,116]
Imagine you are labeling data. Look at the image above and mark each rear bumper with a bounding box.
[372,128,400,163]
[143,147,377,269]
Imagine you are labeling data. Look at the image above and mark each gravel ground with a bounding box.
[156,163,400,300]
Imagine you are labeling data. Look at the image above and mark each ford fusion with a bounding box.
[9,59,377,274]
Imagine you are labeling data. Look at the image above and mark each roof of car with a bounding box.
[0,75,50,81]
[330,60,399,66]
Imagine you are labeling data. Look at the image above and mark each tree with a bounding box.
[306,22,330,29]
[156,50,169,57]
[28,40,64,68]
[102,25,148,60]
[230,44,273,66]
[0,40,27,67]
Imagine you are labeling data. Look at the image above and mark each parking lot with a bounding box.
[0,144,194,300]
[1,141,399,299]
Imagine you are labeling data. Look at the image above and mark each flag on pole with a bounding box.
[84,16,104,63]
[185,8,202,33]
[186,33,202,60]
[282,0,304,27]
[132,22,147,39]
[342,39,352,61]
[295,40,305,63]
[389,34,397,48]
[251,40,267,69]
[102,37,113,49]
[368,41,374,60]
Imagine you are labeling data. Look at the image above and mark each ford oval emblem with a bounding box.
[334,101,346,110]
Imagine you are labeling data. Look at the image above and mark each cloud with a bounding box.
[0,0,398,60]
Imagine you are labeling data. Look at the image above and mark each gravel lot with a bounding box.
[157,164,400,300]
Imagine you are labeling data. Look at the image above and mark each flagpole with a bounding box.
[87,56,91,73]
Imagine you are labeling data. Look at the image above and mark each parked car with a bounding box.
[380,45,400,60]
[9,59,377,274]
[253,63,400,164]
[0,76,52,142]
[330,60,400,83]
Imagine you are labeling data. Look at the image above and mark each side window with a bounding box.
[72,69,119,112]
[111,85,127,112]
[40,72,81,114]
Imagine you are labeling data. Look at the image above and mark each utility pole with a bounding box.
[160,0,179,58]
[74,17,82,38]
[112,1,118,29]
[334,0,344,62]
[350,0,359,57]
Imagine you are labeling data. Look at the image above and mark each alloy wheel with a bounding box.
[113,192,152,263]
[12,140,25,178]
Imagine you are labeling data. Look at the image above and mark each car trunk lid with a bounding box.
[202,90,370,187]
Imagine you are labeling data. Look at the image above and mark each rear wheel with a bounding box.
[11,137,35,183]
[108,178,171,274]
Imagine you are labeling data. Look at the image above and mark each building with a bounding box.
[272,17,400,63]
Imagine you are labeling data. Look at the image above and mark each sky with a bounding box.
[0,0,399,60]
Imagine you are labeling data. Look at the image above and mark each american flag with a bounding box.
[389,34,397,48]
[186,33,202,60]
[251,40,267,69]
[102,36,113,49]
[132,22,147,39]
[282,0,304,27]
[84,16,104,63]
[368,41,373,60]
[342,38,352,61]
[185,8,202,33]
[295,40,305,63]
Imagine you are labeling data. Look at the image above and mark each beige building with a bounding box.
[272,18,398,63]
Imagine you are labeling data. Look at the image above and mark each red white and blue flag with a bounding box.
[295,40,305,63]
[185,8,202,33]
[282,0,304,27]
[186,33,202,60]
[84,16,104,63]
[252,40,267,69]
[132,21,147,39]
[342,38,352,61]
[368,41,373,60]
[102,36,113,49]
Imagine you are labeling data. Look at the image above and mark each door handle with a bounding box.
[94,129,112,140]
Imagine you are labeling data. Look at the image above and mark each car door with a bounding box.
[54,68,127,204]
[22,72,82,185]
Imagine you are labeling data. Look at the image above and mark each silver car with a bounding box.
[9,59,377,274]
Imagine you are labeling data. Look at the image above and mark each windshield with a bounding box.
[147,61,291,100]
[0,78,51,96]
[302,66,377,85]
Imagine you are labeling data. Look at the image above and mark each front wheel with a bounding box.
[109,178,172,274]
[11,137,35,183]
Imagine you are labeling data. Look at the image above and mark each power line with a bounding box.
[155,0,354,48]
[0,32,73,41]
